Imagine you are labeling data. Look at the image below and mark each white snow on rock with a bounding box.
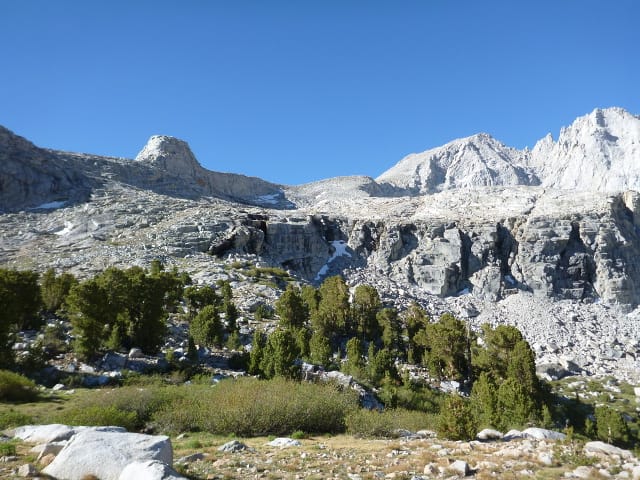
[33,200,67,210]
[54,222,75,236]
[314,240,352,281]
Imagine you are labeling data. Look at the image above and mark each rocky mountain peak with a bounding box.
[376,131,537,194]
[135,135,202,179]
[530,107,640,191]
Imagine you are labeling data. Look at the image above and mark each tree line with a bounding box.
[0,266,634,446]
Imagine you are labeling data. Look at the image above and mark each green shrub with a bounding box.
[291,430,308,439]
[153,377,358,436]
[0,409,33,429]
[57,405,137,430]
[0,370,39,402]
[0,441,18,456]
[346,408,436,438]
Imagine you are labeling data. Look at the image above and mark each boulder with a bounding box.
[217,440,248,453]
[43,429,173,480]
[12,424,75,443]
[118,460,186,480]
[520,427,566,441]
[449,459,471,476]
[17,463,38,477]
[584,441,635,460]
[476,428,503,441]
[267,437,301,448]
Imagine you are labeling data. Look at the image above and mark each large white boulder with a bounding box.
[520,427,566,441]
[118,460,186,480]
[584,441,635,460]
[12,424,125,444]
[43,429,173,480]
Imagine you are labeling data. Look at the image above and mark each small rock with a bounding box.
[175,452,206,464]
[129,347,143,358]
[449,459,470,476]
[217,440,248,453]
[476,428,503,441]
[570,466,595,478]
[538,452,554,466]
[18,463,38,477]
[51,383,65,391]
[423,463,438,475]
[267,437,301,448]
[39,453,56,467]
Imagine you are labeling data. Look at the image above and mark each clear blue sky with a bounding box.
[1,1,638,185]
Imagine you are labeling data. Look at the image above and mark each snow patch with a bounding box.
[314,240,352,281]
[55,222,74,236]
[255,192,281,205]
[33,201,67,210]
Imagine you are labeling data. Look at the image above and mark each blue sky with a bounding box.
[1,1,638,185]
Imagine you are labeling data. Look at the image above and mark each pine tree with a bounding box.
[352,284,381,340]
[438,395,477,441]
[275,285,308,329]
[190,305,223,348]
[248,331,266,376]
[496,377,538,430]
[469,371,497,429]
[309,331,332,368]
[261,328,300,379]
[41,268,77,313]
[342,337,365,379]
[423,313,470,381]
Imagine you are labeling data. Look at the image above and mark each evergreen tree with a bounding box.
[473,324,523,380]
[66,279,110,360]
[438,395,477,441]
[496,377,538,430]
[377,307,401,354]
[183,285,219,318]
[352,284,381,340]
[248,331,266,376]
[342,337,366,379]
[261,328,300,379]
[309,331,332,368]
[275,285,308,329]
[40,268,77,313]
[595,406,631,447]
[422,313,470,381]
[404,303,429,364]
[312,276,350,338]
[469,371,497,429]
[301,285,320,315]
[190,305,223,348]
[223,299,239,332]
[0,268,42,330]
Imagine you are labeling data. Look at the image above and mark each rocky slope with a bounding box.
[1,107,640,381]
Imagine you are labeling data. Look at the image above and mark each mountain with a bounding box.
[529,107,640,191]
[2,107,640,381]
[376,133,538,194]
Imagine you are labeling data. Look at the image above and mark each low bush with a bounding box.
[54,384,180,431]
[57,405,137,431]
[345,408,435,438]
[153,377,359,436]
[0,409,33,429]
[0,370,39,402]
[0,441,18,456]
